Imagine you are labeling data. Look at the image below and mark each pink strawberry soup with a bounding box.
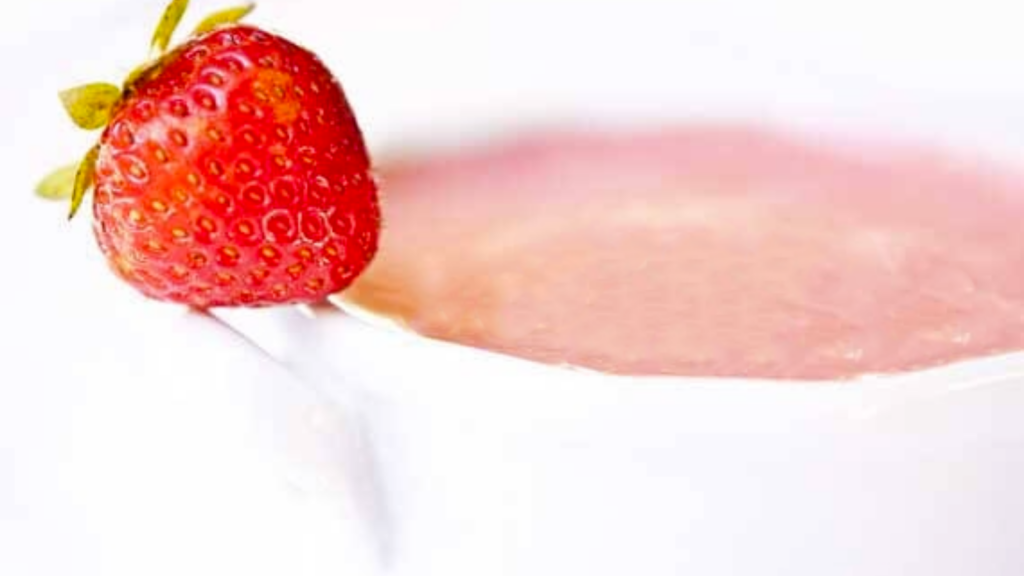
[343,125,1024,380]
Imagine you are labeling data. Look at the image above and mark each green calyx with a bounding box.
[150,0,190,56]
[36,0,256,219]
[192,3,256,37]
[58,83,122,130]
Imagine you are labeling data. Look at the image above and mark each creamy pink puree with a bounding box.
[345,125,1024,380]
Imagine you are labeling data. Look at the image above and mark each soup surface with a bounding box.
[344,125,1024,380]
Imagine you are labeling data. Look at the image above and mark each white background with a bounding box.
[3,1,1024,575]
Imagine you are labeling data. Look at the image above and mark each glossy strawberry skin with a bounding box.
[92,25,380,308]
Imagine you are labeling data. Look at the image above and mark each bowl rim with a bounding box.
[324,296,1024,414]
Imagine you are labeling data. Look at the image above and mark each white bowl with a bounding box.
[239,299,1020,576]
[236,1,1024,573]
[245,0,1024,573]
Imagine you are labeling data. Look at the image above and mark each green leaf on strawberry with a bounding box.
[192,3,255,36]
[58,83,122,130]
[69,145,99,220]
[34,163,78,200]
[150,0,189,55]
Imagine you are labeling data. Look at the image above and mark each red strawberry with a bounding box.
[38,0,380,308]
